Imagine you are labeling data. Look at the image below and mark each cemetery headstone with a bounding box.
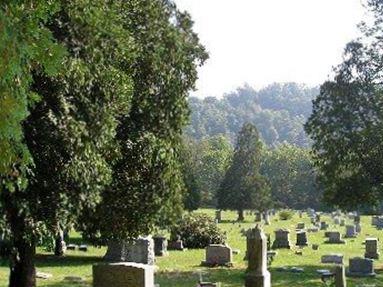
[346,257,375,277]
[296,231,308,247]
[321,254,344,264]
[168,235,184,251]
[201,244,233,267]
[153,236,168,257]
[255,212,262,222]
[215,210,222,223]
[245,226,271,287]
[334,265,346,287]
[320,222,328,230]
[355,222,361,234]
[345,225,357,238]
[326,231,345,244]
[364,238,379,259]
[296,222,305,230]
[93,262,154,287]
[272,229,291,249]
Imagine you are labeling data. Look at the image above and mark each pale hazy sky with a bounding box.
[174,0,367,98]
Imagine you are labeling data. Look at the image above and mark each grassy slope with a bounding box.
[0,209,382,287]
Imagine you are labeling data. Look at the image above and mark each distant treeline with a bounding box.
[185,82,319,147]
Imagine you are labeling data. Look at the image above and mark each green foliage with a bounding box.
[170,213,226,248]
[78,0,208,242]
[186,83,318,147]
[278,210,294,220]
[305,1,383,209]
[261,144,322,209]
[217,123,271,217]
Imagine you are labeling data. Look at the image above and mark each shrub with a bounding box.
[279,210,294,220]
[171,213,226,248]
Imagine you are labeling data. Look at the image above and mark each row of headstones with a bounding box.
[215,209,275,225]
[93,225,270,287]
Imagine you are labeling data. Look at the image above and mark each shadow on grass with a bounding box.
[157,264,383,287]
[35,254,103,268]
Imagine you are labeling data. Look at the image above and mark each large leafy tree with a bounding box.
[78,0,207,243]
[305,0,383,209]
[217,123,270,221]
[0,1,134,286]
[261,144,322,209]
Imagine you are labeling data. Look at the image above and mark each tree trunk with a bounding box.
[54,229,66,256]
[237,209,244,221]
[9,239,36,287]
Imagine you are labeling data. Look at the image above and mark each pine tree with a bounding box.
[217,123,270,221]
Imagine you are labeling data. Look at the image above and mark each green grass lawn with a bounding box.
[1,209,383,286]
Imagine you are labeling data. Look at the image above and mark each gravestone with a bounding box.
[340,219,345,227]
[321,254,343,264]
[245,226,271,287]
[104,237,155,265]
[104,241,127,262]
[215,210,222,223]
[320,222,328,230]
[335,265,346,287]
[296,231,308,247]
[296,222,305,230]
[376,217,383,229]
[272,229,291,249]
[153,236,168,257]
[299,210,303,218]
[168,235,184,251]
[371,216,380,226]
[54,229,66,256]
[346,257,375,277]
[345,225,357,238]
[355,223,361,234]
[334,217,341,225]
[126,237,154,265]
[365,238,379,259]
[201,244,233,267]
[354,215,360,224]
[255,212,262,222]
[326,231,345,244]
[263,212,270,225]
[93,262,154,287]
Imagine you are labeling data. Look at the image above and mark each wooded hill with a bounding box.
[185,82,319,147]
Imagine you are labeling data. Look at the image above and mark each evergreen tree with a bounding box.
[217,123,270,221]
[305,0,383,209]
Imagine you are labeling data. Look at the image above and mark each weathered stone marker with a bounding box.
[153,236,168,257]
[93,262,154,287]
[334,265,346,287]
[245,226,271,287]
[346,257,375,277]
[365,238,379,259]
[272,229,291,249]
[345,225,357,238]
[326,231,345,244]
[215,210,222,223]
[201,244,233,267]
[296,231,308,247]
[321,254,343,264]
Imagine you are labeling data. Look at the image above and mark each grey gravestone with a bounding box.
[320,222,328,230]
[79,244,88,252]
[126,237,154,265]
[345,225,357,238]
[215,210,222,223]
[296,222,305,230]
[355,223,361,234]
[326,231,345,244]
[104,237,155,265]
[263,212,270,225]
[296,231,308,247]
[255,212,262,222]
[201,244,233,267]
[153,236,168,257]
[245,226,271,287]
[168,239,184,251]
[340,219,345,227]
[371,216,380,226]
[346,257,375,277]
[93,262,154,287]
[365,238,379,259]
[321,254,343,264]
[272,229,291,249]
[334,217,341,225]
[66,244,77,250]
[335,265,346,287]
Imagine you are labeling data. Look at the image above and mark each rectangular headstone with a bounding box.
[93,262,154,287]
